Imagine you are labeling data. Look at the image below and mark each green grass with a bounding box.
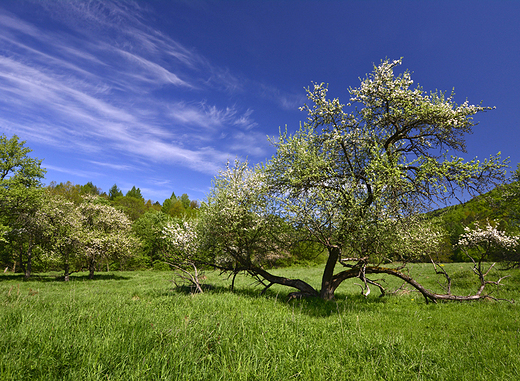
[1,264,519,380]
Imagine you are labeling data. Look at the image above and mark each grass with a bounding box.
[1,263,519,380]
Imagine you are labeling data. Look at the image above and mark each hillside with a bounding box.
[429,177,520,261]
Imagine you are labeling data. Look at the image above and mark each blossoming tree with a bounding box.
[162,219,205,292]
[173,59,510,302]
[258,59,508,301]
[451,221,518,300]
[76,195,138,279]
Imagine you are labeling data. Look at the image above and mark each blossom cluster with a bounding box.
[457,221,518,250]
[162,221,199,259]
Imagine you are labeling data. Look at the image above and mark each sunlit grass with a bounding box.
[1,264,519,380]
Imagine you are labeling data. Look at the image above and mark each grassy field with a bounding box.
[1,263,519,380]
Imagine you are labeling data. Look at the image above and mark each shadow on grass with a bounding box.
[0,272,131,282]
[168,282,393,318]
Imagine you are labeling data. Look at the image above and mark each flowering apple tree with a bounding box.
[37,194,82,281]
[194,160,310,293]
[458,221,519,258]
[162,219,205,292]
[76,195,138,279]
[449,221,518,300]
[197,59,509,302]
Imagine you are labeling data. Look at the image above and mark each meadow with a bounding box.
[1,263,519,380]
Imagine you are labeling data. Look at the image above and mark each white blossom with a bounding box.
[457,221,518,251]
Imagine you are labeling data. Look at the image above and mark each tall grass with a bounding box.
[1,264,519,380]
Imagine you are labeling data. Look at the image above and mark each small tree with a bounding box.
[76,195,138,278]
[162,219,205,292]
[40,194,82,281]
[453,221,518,300]
[194,160,320,294]
[457,220,519,266]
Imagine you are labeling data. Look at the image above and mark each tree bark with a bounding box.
[88,260,95,279]
[331,264,510,303]
[64,262,70,282]
[24,245,33,280]
[320,246,340,300]
[252,266,319,297]
[18,248,25,276]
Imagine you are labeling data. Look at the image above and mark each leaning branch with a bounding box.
[333,263,513,304]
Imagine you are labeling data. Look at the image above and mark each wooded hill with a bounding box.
[429,168,520,262]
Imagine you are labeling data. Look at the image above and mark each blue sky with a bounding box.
[1,0,519,202]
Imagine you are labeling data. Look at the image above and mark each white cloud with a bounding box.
[168,102,236,129]
[228,131,272,158]
[115,48,192,88]
[43,164,103,179]
[87,161,136,171]
[0,0,282,180]
[259,83,307,111]
[233,108,258,130]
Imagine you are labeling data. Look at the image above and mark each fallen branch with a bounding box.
[165,260,204,293]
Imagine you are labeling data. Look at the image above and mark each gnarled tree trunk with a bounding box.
[320,246,341,300]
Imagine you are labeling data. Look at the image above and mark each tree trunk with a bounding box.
[88,260,95,280]
[320,246,340,300]
[18,249,25,276]
[64,262,70,282]
[24,245,32,279]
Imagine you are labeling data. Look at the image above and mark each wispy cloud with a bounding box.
[43,164,104,179]
[115,48,192,88]
[0,0,269,176]
[87,161,136,171]
[258,83,307,111]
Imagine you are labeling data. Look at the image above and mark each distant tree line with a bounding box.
[0,134,205,279]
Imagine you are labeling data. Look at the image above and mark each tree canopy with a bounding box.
[0,134,47,277]
[182,59,509,301]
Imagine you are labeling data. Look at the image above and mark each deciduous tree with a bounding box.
[0,134,46,277]
[133,211,171,267]
[194,59,509,302]
[76,195,138,278]
[162,219,205,292]
[37,194,82,281]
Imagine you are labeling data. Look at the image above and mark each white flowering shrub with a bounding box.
[197,159,291,270]
[35,194,82,280]
[162,219,208,292]
[391,218,447,261]
[457,221,518,260]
